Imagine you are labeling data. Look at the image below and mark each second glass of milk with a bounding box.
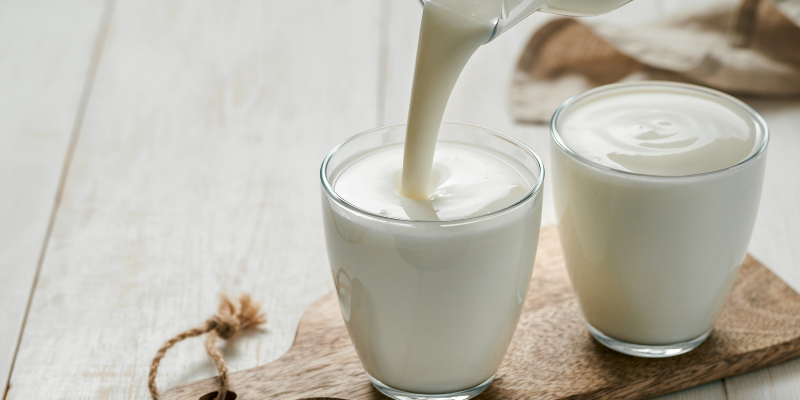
[551,82,769,358]
[321,123,544,398]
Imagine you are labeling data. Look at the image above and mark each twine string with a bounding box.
[149,294,267,400]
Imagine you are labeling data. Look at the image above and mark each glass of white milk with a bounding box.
[551,82,769,358]
[321,123,544,399]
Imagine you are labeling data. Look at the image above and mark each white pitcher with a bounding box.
[417,0,633,42]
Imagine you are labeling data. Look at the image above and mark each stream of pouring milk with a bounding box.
[399,0,500,199]
[399,0,631,201]
[339,0,528,220]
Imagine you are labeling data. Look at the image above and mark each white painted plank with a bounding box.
[0,0,106,392]
[5,0,381,398]
[650,383,730,400]
[747,99,800,293]
[726,358,800,400]
[723,99,800,400]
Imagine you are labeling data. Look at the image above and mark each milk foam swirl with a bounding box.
[558,89,758,176]
[334,143,532,221]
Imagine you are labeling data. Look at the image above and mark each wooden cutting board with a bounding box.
[163,225,800,400]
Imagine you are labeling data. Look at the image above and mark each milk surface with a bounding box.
[559,88,758,175]
[336,142,532,221]
[553,84,767,345]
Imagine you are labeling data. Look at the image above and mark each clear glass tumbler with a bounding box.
[320,123,545,399]
[551,82,769,357]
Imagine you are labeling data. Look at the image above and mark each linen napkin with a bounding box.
[510,0,800,123]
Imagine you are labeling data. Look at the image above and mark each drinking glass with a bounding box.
[320,123,545,399]
[551,82,769,357]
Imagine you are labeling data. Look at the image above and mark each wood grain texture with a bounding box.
[163,225,800,400]
[0,0,107,390]
[3,1,381,398]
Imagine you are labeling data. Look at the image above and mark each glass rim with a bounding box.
[550,81,770,180]
[320,122,545,224]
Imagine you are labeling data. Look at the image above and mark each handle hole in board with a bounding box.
[198,391,237,400]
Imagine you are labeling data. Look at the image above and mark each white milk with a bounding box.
[552,83,768,346]
[558,89,758,176]
[400,0,633,199]
[324,138,542,393]
[400,0,498,199]
[336,143,531,221]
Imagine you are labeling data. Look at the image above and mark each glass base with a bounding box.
[368,374,494,400]
[588,324,711,358]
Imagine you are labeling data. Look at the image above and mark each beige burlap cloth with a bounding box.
[510,0,800,123]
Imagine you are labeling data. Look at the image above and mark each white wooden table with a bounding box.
[2,0,799,398]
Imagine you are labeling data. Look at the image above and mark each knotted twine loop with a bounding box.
[148,294,267,400]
